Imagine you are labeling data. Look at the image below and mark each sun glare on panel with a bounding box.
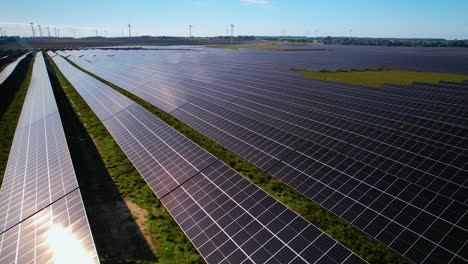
[47,224,94,264]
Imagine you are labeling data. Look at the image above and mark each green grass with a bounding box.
[209,45,282,50]
[45,54,204,264]
[63,57,411,264]
[0,52,35,187]
[293,68,468,87]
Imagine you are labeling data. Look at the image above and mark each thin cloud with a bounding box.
[241,0,270,5]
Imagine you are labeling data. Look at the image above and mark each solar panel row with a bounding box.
[0,52,29,86]
[0,52,99,263]
[61,43,468,75]
[51,52,367,264]
[62,48,467,264]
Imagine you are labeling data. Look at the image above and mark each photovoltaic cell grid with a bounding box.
[0,52,98,263]
[0,52,29,86]
[0,189,99,264]
[68,53,464,157]
[104,104,217,197]
[50,53,216,198]
[61,44,468,75]
[51,52,367,264]
[162,161,365,264]
[63,48,467,264]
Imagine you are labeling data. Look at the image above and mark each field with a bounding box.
[0,37,284,50]
[291,68,468,87]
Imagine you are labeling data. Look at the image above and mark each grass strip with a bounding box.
[0,52,35,187]
[292,68,468,87]
[63,56,411,264]
[45,54,204,264]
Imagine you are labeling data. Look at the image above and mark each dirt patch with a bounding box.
[124,199,157,251]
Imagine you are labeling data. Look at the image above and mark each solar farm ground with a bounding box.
[0,45,467,264]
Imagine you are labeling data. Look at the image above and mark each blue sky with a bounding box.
[1,0,467,39]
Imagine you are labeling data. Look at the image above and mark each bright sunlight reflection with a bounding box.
[47,224,94,264]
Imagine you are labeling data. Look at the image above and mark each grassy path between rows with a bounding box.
[45,54,204,264]
[62,56,410,264]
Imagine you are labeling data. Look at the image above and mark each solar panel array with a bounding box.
[51,52,367,264]
[0,52,99,263]
[62,47,468,264]
[0,52,29,86]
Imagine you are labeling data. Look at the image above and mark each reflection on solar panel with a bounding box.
[63,48,467,264]
[51,52,367,264]
[0,52,29,86]
[0,52,99,263]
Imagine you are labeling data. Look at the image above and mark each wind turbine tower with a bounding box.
[54,27,57,38]
[0,28,3,37]
[128,24,131,37]
[230,24,234,43]
[47,26,51,38]
[30,22,36,38]
[189,24,192,38]
[38,25,43,38]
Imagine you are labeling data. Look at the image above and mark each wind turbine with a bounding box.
[54,27,57,38]
[30,22,35,38]
[230,24,234,43]
[38,24,43,38]
[128,24,131,37]
[0,28,3,37]
[47,26,51,38]
[189,24,192,38]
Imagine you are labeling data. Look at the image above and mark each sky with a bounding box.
[0,0,467,39]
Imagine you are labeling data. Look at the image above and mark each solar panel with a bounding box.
[0,189,99,264]
[103,104,217,197]
[0,52,98,263]
[438,81,468,88]
[0,52,29,86]
[61,48,468,264]
[162,161,366,264]
[52,53,367,264]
